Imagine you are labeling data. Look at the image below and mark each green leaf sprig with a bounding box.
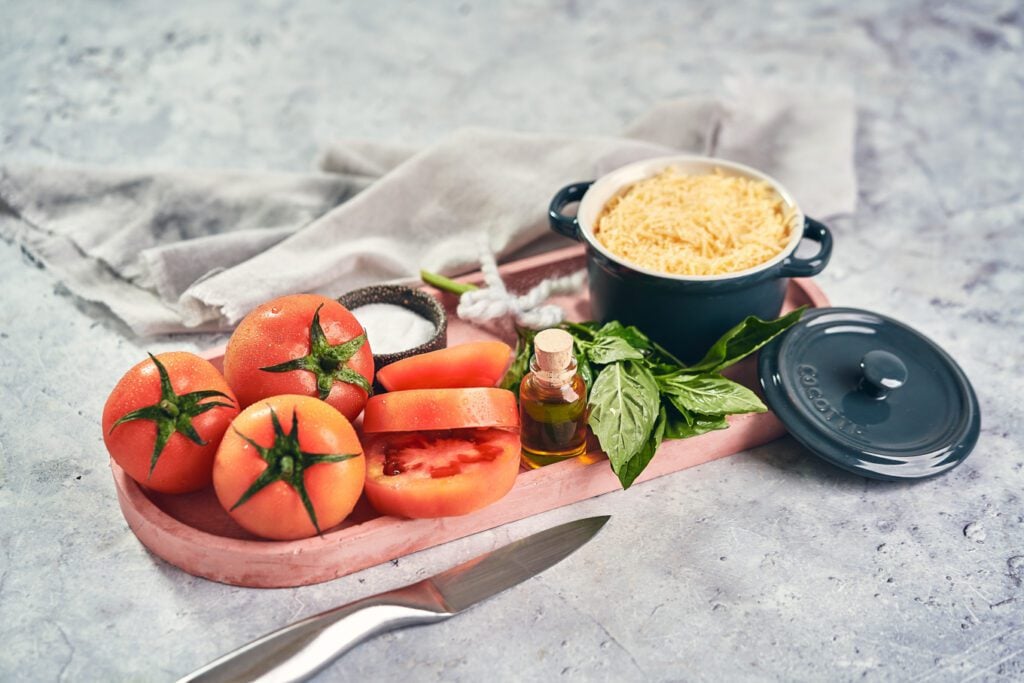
[502,309,806,489]
[420,269,805,490]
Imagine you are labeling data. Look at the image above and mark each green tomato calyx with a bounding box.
[259,304,371,400]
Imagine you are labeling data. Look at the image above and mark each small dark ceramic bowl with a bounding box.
[549,155,833,364]
[337,285,447,374]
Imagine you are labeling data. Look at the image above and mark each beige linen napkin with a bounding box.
[0,83,856,336]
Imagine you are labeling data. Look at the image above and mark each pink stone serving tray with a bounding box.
[111,245,829,588]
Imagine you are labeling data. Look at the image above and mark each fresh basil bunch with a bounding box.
[502,308,805,488]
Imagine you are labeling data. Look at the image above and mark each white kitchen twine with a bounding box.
[456,248,586,329]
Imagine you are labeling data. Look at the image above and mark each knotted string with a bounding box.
[456,247,586,329]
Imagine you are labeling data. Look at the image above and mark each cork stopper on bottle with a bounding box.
[534,328,574,372]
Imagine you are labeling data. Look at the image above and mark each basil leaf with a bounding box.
[500,328,536,394]
[663,403,729,439]
[595,321,652,350]
[587,360,659,476]
[663,398,693,428]
[562,321,601,340]
[556,314,800,491]
[617,404,666,489]
[685,306,806,374]
[574,342,594,392]
[646,357,684,377]
[661,374,767,416]
[584,335,645,365]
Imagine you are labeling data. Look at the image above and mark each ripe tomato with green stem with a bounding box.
[213,394,366,541]
[103,352,239,494]
[223,294,374,421]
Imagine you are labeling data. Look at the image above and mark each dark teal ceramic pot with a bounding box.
[549,156,833,363]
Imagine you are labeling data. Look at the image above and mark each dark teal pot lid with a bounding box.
[758,308,980,480]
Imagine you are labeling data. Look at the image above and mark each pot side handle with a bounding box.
[780,217,833,277]
[548,181,594,241]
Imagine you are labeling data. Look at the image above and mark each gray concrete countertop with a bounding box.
[2,1,1022,681]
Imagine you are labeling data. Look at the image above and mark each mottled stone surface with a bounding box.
[1,1,1022,681]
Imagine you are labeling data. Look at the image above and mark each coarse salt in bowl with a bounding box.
[337,284,448,372]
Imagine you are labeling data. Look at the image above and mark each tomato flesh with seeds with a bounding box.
[364,427,521,519]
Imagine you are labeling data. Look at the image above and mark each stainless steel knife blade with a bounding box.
[177,515,610,683]
[427,513,609,613]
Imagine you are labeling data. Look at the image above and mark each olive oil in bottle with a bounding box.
[519,329,588,469]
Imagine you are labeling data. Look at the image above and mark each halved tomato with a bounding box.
[376,340,512,392]
[363,428,520,518]
[361,387,520,518]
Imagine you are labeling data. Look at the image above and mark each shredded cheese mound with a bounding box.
[593,167,795,276]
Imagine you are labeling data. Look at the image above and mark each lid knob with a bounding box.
[859,350,908,400]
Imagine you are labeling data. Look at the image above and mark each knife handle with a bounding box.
[177,583,452,683]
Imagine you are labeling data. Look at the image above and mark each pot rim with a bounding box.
[576,154,806,282]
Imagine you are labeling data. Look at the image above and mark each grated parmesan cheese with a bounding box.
[593,167,795,276]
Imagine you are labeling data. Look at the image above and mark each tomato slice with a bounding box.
[362,387,519,433]
[363,427,520,518]
[376,341,512,392]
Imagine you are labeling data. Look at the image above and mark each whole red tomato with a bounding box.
[103,352,239,494]
[223,294,374,421]
[213,394,366,540]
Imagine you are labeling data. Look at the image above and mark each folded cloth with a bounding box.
[0,83,856,336]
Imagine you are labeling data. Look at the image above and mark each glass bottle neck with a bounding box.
[530,353,577,388]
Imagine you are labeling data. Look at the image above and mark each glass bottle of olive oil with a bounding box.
[519,329,588,469]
